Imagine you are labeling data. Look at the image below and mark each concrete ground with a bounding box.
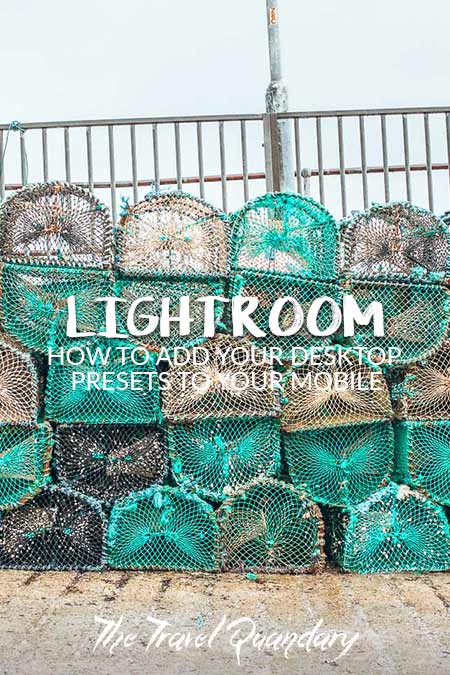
[0,569,449,675]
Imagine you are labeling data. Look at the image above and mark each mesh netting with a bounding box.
[327,482,450,573]
[162,334,280,422]
[0,182,113,268]
[229,270,342,360]
[284,421,394,507]
[0,424,51,510]
[347,279,450,365]
[231,192,338,278]
[281,347,393,431]
[0,338,41,423]
[218,479,324,573]
[0,263,113,353]
[340,202,450,282]
[107,485,219,570]
[394,421,450,506]
[394,341,450,419]
[114,276,226,353]
[54,424,167,505]
[0,486,106,570]
[168,417,281,501]
[116,192,229,278]
[45,338,162,424]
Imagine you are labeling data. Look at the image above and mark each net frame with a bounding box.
[326,482,450,573]
[230,192,338,279]
[340,202,450,283]
[54,424,168,505]
[284,421,394,507]
[218,478,324,574]
[0,423,52,510]
[281,346,393,431]
[0,337,41,423]
[0,485,106,571]
[0,182,114,269]
[168,417,281,502]
[107,485,220,571]
[162,334,281,422]
[115,191,230,278]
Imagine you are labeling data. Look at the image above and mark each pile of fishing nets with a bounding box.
[0,182,447,573]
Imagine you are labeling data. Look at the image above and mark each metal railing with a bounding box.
[1,106,450,219]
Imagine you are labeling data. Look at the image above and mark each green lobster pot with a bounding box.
[326,482,450,573]
[168,417,281,501]
[281,346,393,432]
[0,485,106,570]
[0,423,52,510]
[340,202,450,283]
[0,338,42,423]
[284,421,394,507]
[218,479,324,574]
[107,485,220,571]
[0,263,114,353]
[45,338,162,424]
[0,182,114,269]
[230,192,338,279]
[229,269,342,360]
[116,191,230,278]
[394,421,450,506]
[54,424,167,505]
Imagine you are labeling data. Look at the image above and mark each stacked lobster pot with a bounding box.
[325,202,450,573]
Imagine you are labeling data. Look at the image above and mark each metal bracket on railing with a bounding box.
[301,168,312,196]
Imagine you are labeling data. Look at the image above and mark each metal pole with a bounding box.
[265,0,294,192]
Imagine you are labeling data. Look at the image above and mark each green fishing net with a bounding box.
[0,424,51,510]
[0,182,113,269]
[218,479,323,573]
[326,482,450,573]
[346,279,450,365]
[162,334,280,422]
[45,338,162,423]
[168,417,281,501]
[0,338,41,423]
[116,191,230,278]
[114,276,226,353]
[394,341,450,419]
[0,263,113,353]
[229,270,342,360]
[107,485,219,571]
[0,486,106,570]
[340,202,450,282]
[284,421,394,507]
[281,346,393,432]
[54,424,167,505]
[231,192,338,279]
[394,421,450,506]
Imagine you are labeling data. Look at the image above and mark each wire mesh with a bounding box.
[229,270,342,360]
[0,338,41,423]
[45,338,162,424]
[326,483,450,573]
[0,182,114,269]
[340,202,450,282]
[162,334,280,422]
[284,421,394,507]
[218,478,324,573]
[114,276,226,353]
[54,424,167,505]
[0,486,106,570]
[231,192,338,279]
[0,423,51,510]
[346,279,450,365]
[0,263,114,353]
[107,485,219,571]
[116,191,230,278]
[281,347,393,431]
[168,417,281,501]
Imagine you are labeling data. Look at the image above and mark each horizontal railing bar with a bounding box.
[302,162,450,177]
[279,106,450,119]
